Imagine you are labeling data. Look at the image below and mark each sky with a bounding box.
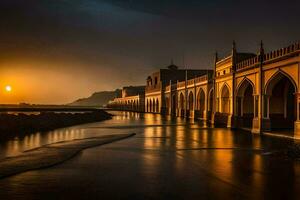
[0,0,299,104]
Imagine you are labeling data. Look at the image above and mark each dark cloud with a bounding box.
[0,0,299,103]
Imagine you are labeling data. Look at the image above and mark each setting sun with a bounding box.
[5,85,12,92]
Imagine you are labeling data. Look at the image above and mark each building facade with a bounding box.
[145,63,213,115]
[107,86,145,112]
[108,41,300,136]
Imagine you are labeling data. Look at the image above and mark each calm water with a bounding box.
[0,111,299,199]
[0,111,189,159]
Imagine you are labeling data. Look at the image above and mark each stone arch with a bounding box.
[236,78,255,96]
[179,92,185,109]
[220,84,230,114]
[179,92,185,117]
[236,78,255,128]
[172,93,177,116]
[149,99,152,112]
[156,98,159,113]
[188,91,194,110]
[265,71,297,129]
[265,70,297,95]
[196,88,205,113]
[152,99,155,112]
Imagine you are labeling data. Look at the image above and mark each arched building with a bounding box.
[109,41,300,137]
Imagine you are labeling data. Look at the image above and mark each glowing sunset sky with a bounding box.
[0,0,299,104]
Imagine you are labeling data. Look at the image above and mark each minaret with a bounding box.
[214,51,218,65]
[231,40,237,71]
[259,40,264,61]
[259,40,264,131]
[231,41,237,128]
[212,51,218,124]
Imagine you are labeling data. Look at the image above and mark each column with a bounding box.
[266,96,270,119]
[253,96,256,118]
[294,93,300,136]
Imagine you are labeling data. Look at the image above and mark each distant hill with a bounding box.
[69,90,121,107]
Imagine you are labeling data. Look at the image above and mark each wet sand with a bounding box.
[0,111,299,199]
[0,133,134,179]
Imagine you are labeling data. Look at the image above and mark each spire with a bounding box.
[259,40,265,63]
[231,40,237,72]
[232,40,237,55]
[214,51,218,64]
[171,59,174,65]
[259,40,264,55]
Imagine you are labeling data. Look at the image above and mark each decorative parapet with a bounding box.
[187,79,195,86]
[195,74,208,83]
[164,83,178,94]
[145,82,161,93]
[175,74,209,89]
[236,42,300,71]
[177,80,185,88]
[236,56,259,71]
[264,42,300,62]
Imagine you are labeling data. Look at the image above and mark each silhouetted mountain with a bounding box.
[69,90,121,107]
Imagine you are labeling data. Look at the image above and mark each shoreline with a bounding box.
[0,133,135,179]
[0,110,112,141]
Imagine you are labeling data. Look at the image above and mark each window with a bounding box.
[155,77,158,85]
[223,70,226,75]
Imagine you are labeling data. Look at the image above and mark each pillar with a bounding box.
[259,95,271,132]
[294,93,300,138]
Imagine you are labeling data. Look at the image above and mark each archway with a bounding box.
[156,99,159,113]
[265,72,296,129]
[179,93,184,109]
[188,92,194,111]
[179,92,185,116]
[197,89,205,118]
[149,99,152,113]
[146,99,149,112]
[165,97,170,114]
[172,94,177,116]
[221,84,230,114]
[236,79,254,128]
[152,99,155,113]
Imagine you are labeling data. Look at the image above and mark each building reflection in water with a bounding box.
[0,126,88,159]
[0,111,299,198]
[140,113,275,196]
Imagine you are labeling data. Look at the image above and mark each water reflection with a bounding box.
[0,123,101,159]
[0,111,299,199]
